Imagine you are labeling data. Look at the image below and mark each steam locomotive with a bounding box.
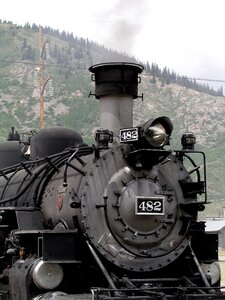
[0,62,223,299]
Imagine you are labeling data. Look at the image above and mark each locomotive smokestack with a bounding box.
[89,62,143,138]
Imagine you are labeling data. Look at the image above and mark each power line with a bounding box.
[0,59,72,69]
[0,58,225,84]
[188,78,225,84]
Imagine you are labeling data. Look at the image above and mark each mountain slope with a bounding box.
[0,22,225,216]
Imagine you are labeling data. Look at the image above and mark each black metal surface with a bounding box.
[0,141,26,168]
[179,181,205,197]
[41,230,82,263]
[9,258,37,300]
[191,231,219,261]
[89,62,143,99]
[16,210,43,230]
[30,126,83,159]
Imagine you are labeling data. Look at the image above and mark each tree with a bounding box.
[146,61,150,73]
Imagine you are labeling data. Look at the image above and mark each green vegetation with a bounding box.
[0,21,225,215]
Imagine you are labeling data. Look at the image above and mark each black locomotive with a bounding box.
[0,62,223,299]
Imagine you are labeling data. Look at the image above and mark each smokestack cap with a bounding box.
[89,62,144,99]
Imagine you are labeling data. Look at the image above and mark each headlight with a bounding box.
[32,260,63,290]
[145,123,167,147]
[142,116,173,148]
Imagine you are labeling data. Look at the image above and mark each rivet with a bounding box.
[114,191,121,197]
[143,171,148,178]
[132,232,137,239]
[167,197,173,202]
[154,231,159,237]
[122,226,128,232]
[139,250,147,255]
[154,176,158,183]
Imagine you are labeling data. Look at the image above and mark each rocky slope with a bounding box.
[0,22,225,216]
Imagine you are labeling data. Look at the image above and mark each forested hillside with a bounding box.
[0,21,225,216]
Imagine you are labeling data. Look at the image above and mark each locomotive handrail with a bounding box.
[87,241,117,292]
[175,150,207,204]
[125,149,172,155]
[0,206,41,210]
[125,148,172,168]
[189,243,211,288]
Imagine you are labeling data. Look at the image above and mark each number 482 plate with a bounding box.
[136,197,164,215]
[120,127,138,143]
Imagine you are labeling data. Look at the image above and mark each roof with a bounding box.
[204,219,225,233]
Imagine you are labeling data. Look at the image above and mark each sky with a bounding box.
[1,0,225,88]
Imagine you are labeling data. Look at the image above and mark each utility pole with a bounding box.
[39,26,51,128]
